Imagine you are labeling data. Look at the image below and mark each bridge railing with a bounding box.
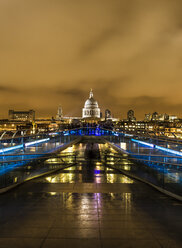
[105,137,182,200]
[0,134,81,193]
[0,151,78,192]
[2,126,182,163]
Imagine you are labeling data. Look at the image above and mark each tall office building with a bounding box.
[105,109,112,120]
[127,109,136,121]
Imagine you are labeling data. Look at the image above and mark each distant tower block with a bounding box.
[105,109,112,120]
[127,109,136,121]
[56,105,63,120]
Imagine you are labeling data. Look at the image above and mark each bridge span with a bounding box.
[0,128,182,248]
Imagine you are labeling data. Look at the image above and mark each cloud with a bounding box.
[0,85,20,93]
[80,28,119,57]
[0,0,182,118]
[56,87,85,98]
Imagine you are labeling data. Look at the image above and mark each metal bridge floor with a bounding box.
[0,166,182,248]
[14,182,143,193]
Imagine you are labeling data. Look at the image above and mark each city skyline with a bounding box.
[2,88,181,120]
[1,0,182,118]
[1,88,182,120]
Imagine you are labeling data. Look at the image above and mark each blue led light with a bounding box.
[131,139,154,148]
[0,153,44,175]
[131,139,182,156]
[94,170,101,174]
[155,145,182,156]
[0,138,50,154]
[25,138,50,147]
[0,144,23,154]
[0,161,26,175]
[49,132,59,135]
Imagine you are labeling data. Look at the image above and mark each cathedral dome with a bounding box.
[84,97,99,108]
[82,90,100,119]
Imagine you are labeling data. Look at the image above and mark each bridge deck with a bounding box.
[0,146,181,248]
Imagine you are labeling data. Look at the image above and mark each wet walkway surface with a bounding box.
[0,143,182,248]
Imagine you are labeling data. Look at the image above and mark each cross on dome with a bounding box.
[89,89,93,98]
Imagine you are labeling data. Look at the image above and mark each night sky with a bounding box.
[0,0,182,119]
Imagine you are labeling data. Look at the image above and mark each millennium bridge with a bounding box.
[0,128,181,248]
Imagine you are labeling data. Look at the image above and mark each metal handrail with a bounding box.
[102,153,182,159]
[0,157,77,164]
[128,157,182,167]
[104,155,182,167]
[0,131,7,140]
[0,152,78,164]
[0,152,78,157]
[1,126,182,149]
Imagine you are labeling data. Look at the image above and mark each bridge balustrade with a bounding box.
[0,127,182,199]
[105,135,182,200]
[0,133,81,192]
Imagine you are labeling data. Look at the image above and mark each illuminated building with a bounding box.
[127,110,136,121]
[9,109,35,121]
[151,112,170,121]
[56,105,63,120]
[105,109,112,120]
[151,112,158,121]
[145,112,177,122]
[144,113,152,122]
[82,89,100,119]
[49,120,59,131]
[0,120,17,131]
[169,115,178,122]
